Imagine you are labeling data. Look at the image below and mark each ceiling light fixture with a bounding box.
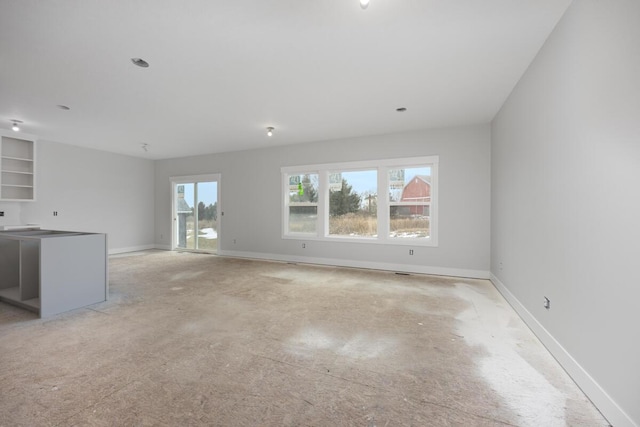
[11,120,22,132]
[141,143,149,152]
[396,107,407,112]
[131,58,150,68]
[266,127,274,137]
[57,104,71,110]
[360,0,370,9]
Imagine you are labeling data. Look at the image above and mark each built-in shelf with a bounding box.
[21,298,41,310]
[1,156,33,162]
[0,132,36,201]
[0,287,20,301]
[3,171,33,175]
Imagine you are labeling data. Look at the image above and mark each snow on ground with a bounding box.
[198,228,218,239]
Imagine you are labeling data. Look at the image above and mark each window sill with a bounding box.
[282,234,437,247]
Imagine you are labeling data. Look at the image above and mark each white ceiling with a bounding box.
[0,0,571,160]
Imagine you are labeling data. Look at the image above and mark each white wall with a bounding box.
[0,201,22,227]
[155,125,491,277]
[20,141,156,253]
[491,1,640,426]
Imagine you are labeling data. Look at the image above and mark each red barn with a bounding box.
[400,175,431,215]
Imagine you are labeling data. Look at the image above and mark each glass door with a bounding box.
[175,183,196,249]
[195,181,218,252]
[172,174,220,253]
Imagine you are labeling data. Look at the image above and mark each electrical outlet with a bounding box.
[409,249,414,255]
[543,297,550,310]
[233,239,236,244]
[0,211,4,217]
[160,234,163,240]
[53,211,58,216]
[499,261,503,271]
[302,243,306,249]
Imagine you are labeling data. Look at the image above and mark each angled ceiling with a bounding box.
[0,0,571,159]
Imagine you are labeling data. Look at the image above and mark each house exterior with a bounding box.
[176,186,193,248]
[399,175,431,215]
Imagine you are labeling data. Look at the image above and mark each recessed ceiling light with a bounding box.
[57,104,71,110]
[131,58,149,68]
[396,107,407,112]
[360,0,370,9]
[266,127,274,137]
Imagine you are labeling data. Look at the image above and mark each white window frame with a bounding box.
[326,166,379,240]
[170,173,222,252]
[282,171,320,237]
[282,156,438,247]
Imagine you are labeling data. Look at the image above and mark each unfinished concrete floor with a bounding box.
[0,251,608,426]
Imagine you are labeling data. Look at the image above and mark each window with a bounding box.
[329,170,377,238]
[286,173,318,234]
[282,156,438,246]
[388,166,431,240]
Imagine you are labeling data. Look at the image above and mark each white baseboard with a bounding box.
[217,249,489,279]
[490,273,636,427]
[108,244,157,255]
[154,244,172,251]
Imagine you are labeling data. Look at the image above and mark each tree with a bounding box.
[198,202,217,221]
[198,201,206,221]
[330,179,361,216]
[302,175,318,203]
[290,174,318,203]
[208,202,218,221]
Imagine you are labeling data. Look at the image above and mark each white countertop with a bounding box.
[0,224,40,231]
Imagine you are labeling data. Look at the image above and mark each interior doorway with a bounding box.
[171,174,220,253]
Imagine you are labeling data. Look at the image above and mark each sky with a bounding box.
[339,167,431,195]
[178,181,217,208]
[178,166,431,209]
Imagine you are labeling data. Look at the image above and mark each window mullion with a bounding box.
[282,173,290,236]
[429,162,438,246]
[378,166,389,241]
[318,170,329,237]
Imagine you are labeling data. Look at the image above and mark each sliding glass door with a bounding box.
[172,174,220,253]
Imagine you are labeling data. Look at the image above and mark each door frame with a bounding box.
[170,173,221,253]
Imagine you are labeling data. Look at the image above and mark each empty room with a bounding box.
[0,1,638,426]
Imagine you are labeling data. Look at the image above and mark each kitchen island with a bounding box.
[0,229,107,317]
